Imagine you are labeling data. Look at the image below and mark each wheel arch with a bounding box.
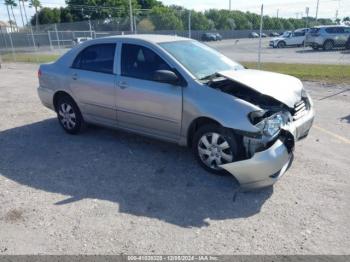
[53,90,77,112]
[186,117,222,148]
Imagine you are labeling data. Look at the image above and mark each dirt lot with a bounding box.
[0,63,349,254]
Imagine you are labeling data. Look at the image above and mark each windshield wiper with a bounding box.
[199,72,220,82]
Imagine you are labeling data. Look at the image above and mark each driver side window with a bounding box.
[121,43,171,81]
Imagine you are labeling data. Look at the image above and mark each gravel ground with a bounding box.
[0,63,349,255]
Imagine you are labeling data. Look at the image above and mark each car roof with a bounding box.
[313,25,349,28]
[104,34,190,43]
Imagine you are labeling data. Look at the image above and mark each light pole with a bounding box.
[315,0,320,23]
[129,0,133,33]
[258,4,263,70]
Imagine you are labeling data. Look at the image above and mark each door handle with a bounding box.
[72,73,78,80]
[119,81,128,89]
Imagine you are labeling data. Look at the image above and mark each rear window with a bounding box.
[72,43,116,74]
[293,31,305,37]
[325,27,344,34]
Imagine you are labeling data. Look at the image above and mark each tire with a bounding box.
[277,41,286,48]
[323,40,334,51]
[345,40,350,50]
[192,124,238,175]
[56,95,84,134]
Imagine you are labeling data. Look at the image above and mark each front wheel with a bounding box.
[192,124,238,175]
[56,96,84,134]
[277,41,286,48]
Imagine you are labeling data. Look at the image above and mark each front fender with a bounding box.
[181,83,261,139]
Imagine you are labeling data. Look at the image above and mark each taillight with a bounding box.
[38,69,42,78]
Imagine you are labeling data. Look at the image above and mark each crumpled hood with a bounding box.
[218,69,303,108]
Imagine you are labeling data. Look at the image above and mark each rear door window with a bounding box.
[72,43,116,74]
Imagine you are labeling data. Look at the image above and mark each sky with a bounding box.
[0,0,349,26]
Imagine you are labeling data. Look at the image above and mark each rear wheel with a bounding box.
[277,41,286,48]
[192,124,238,175]
[323,40,334,51]
[56,95,84,134]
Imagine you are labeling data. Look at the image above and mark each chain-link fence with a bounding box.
[0,8,348,69]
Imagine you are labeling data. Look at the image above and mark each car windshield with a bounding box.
[282,31,291,37]
[160,40,243,80]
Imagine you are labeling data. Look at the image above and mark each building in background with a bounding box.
[0,21,12,33]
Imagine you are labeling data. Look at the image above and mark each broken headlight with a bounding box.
[251,111,288,137]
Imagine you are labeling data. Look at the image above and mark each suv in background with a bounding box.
[305,25,350,50]
[269,28,309,48]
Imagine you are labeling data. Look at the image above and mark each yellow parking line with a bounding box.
[313,125,350,145]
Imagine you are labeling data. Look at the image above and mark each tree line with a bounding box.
[4,0,344,32]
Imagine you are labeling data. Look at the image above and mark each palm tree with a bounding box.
[5,0,18,31]
[4,2,14,32]
[21,0,30,26]
[29,0,41,31]
[17,0,25,27]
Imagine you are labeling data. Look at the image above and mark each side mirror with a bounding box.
[153,70,179,85]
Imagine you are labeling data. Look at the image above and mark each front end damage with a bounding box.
[206,71,315,189]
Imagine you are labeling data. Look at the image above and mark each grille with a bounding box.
[293,100,307,120]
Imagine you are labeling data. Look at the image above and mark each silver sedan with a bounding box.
[37,34,314,190]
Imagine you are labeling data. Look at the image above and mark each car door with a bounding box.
[116,42,182,141]
[69,42,117,125]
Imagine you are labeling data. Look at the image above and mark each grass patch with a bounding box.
[1,53,60,63]
[1,53,349,84]
[242,62,350,84]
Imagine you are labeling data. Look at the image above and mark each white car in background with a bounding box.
[269,28,309,48]
[72,37,93,46]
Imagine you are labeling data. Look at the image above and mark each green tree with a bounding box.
[181,10,212,30]
[344,16,350,26]
[60,7,73,23]
[137,18,155,32]
[137,0,162,9]
[149,6,183,30]
[29,0,41,30]
[66,0,139,21]
[5,0,18,30]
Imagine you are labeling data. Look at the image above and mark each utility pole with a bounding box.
[229,0,231,11]
[315,0,320,23]
[188,10,191,38]
[276,9,279,19]
[258,4,263,70]
[129,0,133,33]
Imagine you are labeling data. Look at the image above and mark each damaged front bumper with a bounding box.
[220,107,314,190]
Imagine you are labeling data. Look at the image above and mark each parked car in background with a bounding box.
[305,25,350,50]
[269,28,309,48]
[37,34,314,190]
[269,32,280,37]
[202,33,218,41]
[259,32,267,38]
[249,32,259,38]
[214,33,223,41]
[72,37,92,46]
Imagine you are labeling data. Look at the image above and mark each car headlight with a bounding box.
[253,112,287,137]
